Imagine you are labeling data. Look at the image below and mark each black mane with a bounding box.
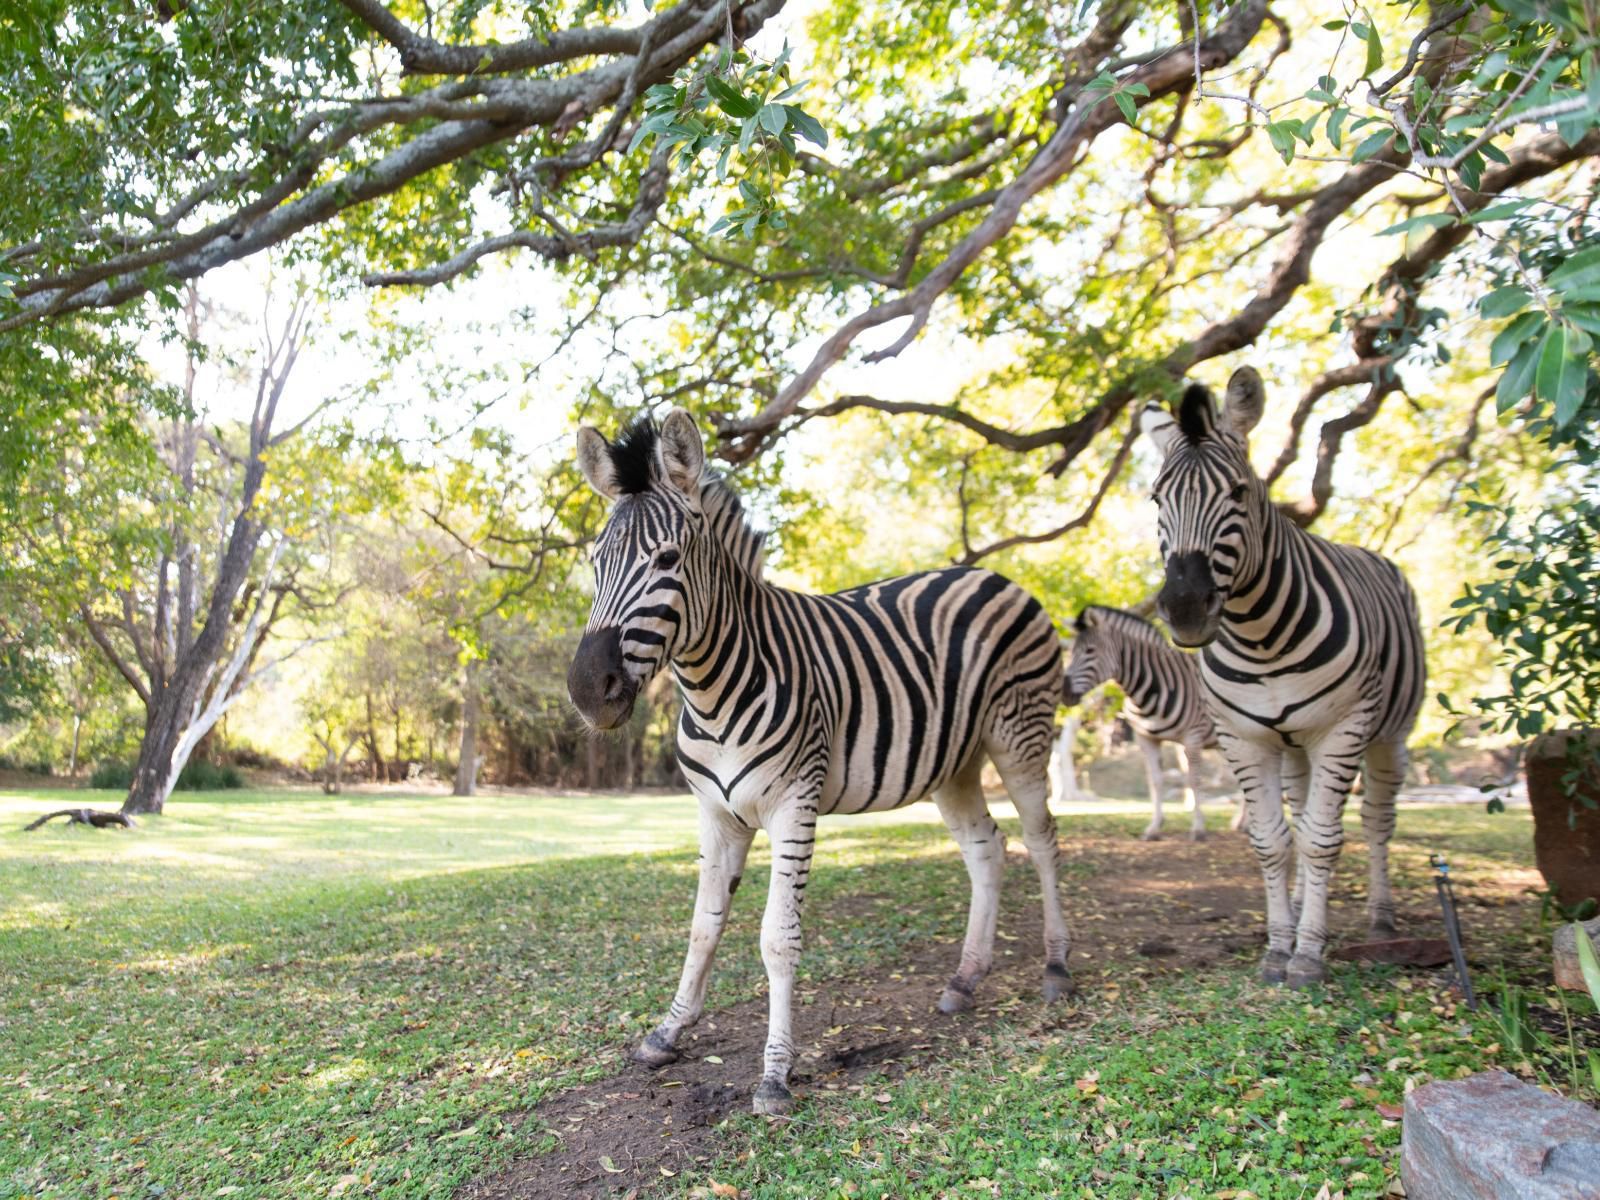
[609,416,659,495]
[1178,382,1217,443]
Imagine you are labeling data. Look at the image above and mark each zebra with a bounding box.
[565,409,1074,1116]
[1140,366,1425,989]
[1062,605,1245,841]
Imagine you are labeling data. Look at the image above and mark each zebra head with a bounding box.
[1062,607,1114,706]
[567,409,706,730]
[1139,367,1267,648]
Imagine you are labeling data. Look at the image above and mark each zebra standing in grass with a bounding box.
[1141,367,1425,989]
[1062,605,1244,841]
[566,410,1074,1116]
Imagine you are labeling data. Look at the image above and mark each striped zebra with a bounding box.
[1141,367,1425,988]
[566,410,1073,1116]
[1062,605,1245,841]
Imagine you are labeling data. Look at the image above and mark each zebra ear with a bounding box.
[1076,608,1097,631]
[1223,367,1266,440]
[1140,402,1181,458]
[576,426,621,500]
[657,408,705,500]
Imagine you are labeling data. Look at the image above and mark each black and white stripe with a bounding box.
[1063,605,1243,839]
[1141,367,1426,989]
[567,409,1072,1115]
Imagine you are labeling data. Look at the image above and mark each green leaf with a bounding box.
[1467,198,1533,224]
[705,74,759,120]
[757,103,787,135]
[1534,323,1588,427]
[1575,923,1600,1010]
[1376,212,1455,237]
[1113,90,1138,123]
[1490,310,1544,366]
[1351,129,1392,163]
[1479,286,1531,320]
[783,105,828,149]
[1549,245,1600,293]
[1266,120,1301,163]
[1362,21,1383,77]
[1322,19,1347,30]
[1496,337,1540,412]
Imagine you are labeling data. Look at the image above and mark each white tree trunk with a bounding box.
[1048,716,1095,803]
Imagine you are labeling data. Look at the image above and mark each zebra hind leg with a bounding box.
[1137,733,1167,841]
[992,743,1075,1002]
[933,757,1004,1015]
[1361,740,1406,939]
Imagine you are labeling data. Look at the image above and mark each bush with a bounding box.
[175,761,243,791]
[89,761,134,790]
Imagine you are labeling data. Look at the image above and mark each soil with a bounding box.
[461,824,1541,1200]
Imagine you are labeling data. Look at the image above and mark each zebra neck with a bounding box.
[1220,505,1312,649]
[670,559,774,729]
[1114,647,1161,712]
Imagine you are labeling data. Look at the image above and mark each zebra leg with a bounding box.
[992,745,1074,1001]
[1286,727,1367,989]
[752,800,817,1117]
[1137,733,1167,841]
[933,757,1004,1015]
[1221,734,1294,982]
[1361,739,1406,938]
[1176,740,1207,842]
[633,800,754,1069]
[1283,747,1311,925]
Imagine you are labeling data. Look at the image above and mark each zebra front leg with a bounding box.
[992,746,1075,1001]
[1360,740,1406,938]
[933,758,1004,1014]
[752,799,818,1117]
[1283,747,1310,925]
[1176,740,1207,842]
[1286,727,1366,989]
[1137,733,1167,841]
[1221,734,1294,983]
[634,800,754,1068]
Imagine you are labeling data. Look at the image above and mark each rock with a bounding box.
[1554,918,1600,994]
[1136,939,1177,958]
[1402,1070,1600,1199]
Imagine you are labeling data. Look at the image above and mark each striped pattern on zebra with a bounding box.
[566,409,1073,1116]
[1141,366,1426,989]
[1062,605,1244,840]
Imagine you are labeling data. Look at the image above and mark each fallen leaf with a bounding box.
[1376,1102,1404,1121]
[600,1155,625,1174]
[659,1166,677,1178]
[874,1092,892,1103]
[703,1055,723,1065]
[710,1182,740,1198]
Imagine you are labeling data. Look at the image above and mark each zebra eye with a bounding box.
[1229,482,1248,503]
[654,548,680,570]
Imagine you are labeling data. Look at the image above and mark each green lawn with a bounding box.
[0,789,1587,1200]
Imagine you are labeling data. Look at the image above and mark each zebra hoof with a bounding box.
[1260,950,1290,984]
[1369,921,1399,940]
[1042,963,1076,1003]
[752,1078,794,1117]
[1285,954,1328,990]
[1140,828,1163,842]
[937,976,977,1015]
[631,1030,680,1068]
[1189,828,1208,843]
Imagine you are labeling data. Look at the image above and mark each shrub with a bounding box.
[175,761,243,791]
[89,761,134,790]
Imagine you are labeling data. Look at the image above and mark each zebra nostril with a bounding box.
[603,672,624,702]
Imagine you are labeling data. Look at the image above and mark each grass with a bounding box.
[0,789,1587,1200]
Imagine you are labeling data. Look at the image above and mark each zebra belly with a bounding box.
[1201,666,1375,749]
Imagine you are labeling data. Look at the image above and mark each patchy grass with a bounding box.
[0,790,1583,1200]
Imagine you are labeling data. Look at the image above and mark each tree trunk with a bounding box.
[68,713,82,778]
[453,660,481,797]
[123,689,193,815]
[585,736,600,789]
[364,692,384,782]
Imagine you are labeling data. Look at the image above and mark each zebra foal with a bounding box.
[1141,367,1425,989]
[565,410,1074,1115]
[1063,605,1244,840]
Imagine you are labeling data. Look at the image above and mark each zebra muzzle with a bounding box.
[567,626,639,730]
[1158,551,1225,647]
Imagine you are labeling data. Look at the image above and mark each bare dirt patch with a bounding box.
[460,826,1530,1200]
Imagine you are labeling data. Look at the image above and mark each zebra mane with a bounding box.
[606,416,663,495]
[699,472,768,576]
[1177,382,1219,443]
[1079,605,1169,646]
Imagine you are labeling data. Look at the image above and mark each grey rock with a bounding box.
[1553,918,1600,993]
[1402,1070,1600,1199]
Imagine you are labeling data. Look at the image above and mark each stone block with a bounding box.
[1401,1070,1600,1199]
[1554,918,1600,993]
